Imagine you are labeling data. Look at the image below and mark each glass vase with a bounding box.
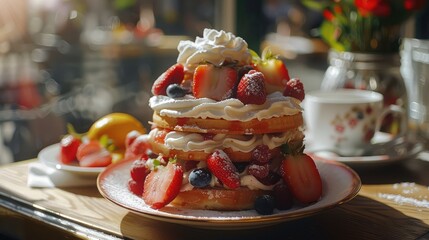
[321,50,407,134]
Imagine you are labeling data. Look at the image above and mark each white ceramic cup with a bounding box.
[303,89,405,156]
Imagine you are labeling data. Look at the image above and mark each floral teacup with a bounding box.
[303,89,405,156]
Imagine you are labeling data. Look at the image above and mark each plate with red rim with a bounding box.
[38,143,105,176]
[97,158,361,229]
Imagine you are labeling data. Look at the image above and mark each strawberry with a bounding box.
[60,134,81,164]
[206,150,240,189]
[193,64,238,101]
[252,48,290,94]
[76,141,112,167]
[281,151,322,204]
[125,130,142,148]
[124,134,151,160]
[130,158,150,182]
[152,64,185,96]
[143,161,183,209]
[236,70,267,105]
[283,78,305,101]
[128,179,144,196]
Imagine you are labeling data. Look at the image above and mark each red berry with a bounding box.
[143,161,183,209]
[251,145,271,164]
[152,64,184,96]
[60,135,81,164]
[124,134,151,160]
[283,78,305,101]
[193,64,238,101]
[281,153,322,204]
[273,183,293,210]
[128,179,144,196]
[76,141,112,167]
[248,163,270,179]
[256,171,281,186]
[130,159,150,182]
[125,130,142,148]
[206,150,240,189]
[237,70,267,105]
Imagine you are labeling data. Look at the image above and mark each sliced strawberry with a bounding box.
[124,134,152,160]
[283,78,305,101]
[60,134,81,164]
[76,141,112,167]
[152,64,184,96]
[281,153,322,204]
[193,64,238,101]
[143,161,183,209]
[206,150,240,189]
[237,70,267,105]
[252,48,290,94]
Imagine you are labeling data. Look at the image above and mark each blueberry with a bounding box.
[234,162,248,173]
[254,195,275,215]
[166,84,188,98]
[189,168,212,188]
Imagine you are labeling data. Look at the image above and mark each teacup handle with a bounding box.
[375,104,407,137]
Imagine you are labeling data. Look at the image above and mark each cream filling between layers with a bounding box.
[149,127,304,153]
[149,92,302,121]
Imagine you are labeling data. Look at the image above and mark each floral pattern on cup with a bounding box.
[330,104,376,146]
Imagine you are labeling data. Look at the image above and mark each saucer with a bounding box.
[305,133,424,167]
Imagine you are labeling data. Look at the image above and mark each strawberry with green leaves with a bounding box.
[251,48,290,94]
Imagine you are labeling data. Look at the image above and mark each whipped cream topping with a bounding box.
[149,127,304,153]
[177,28,252,72]
[149,92,302,121]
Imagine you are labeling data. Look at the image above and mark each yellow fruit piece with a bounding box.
[87,113,146,150]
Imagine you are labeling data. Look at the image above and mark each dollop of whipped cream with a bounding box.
[149,92,302,121]
[177,28,252,72]
[149,127,304,153]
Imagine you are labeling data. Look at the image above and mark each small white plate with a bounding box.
[38,143,105,176]
[97,158,361,229]
[305,133,424,167]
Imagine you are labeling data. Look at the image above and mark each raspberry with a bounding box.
[251,145,271,164]
[237,70,267,105]
[283,78,305,101]
[248,163,270,179]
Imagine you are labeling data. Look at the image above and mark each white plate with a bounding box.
[305,133,424,168]
[97,158,361,229]
[38,143,105,176]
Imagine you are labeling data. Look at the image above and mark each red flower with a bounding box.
[355,0,380,12]
[355,0,391,17]
[404,0,427,10]
[373,1,391,16]
[323,9,335,21]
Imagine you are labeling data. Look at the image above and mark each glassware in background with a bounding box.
[401,38,429,143]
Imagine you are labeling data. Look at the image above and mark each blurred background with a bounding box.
[0,0,428,164]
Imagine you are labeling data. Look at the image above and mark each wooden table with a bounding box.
[1,157,429,240]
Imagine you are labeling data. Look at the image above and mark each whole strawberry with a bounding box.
[237,70,267,105]
[152,64,184,96]
[283,78,305,101]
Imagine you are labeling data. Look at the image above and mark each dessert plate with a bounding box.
[38,143,105,176]
[97,158,361,229]
[305,133,424,168]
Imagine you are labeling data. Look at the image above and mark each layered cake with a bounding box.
[125,29,322,214]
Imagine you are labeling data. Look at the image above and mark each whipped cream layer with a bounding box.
[177,28,252,72]
[149,92,302,121]
[149,127,304,153]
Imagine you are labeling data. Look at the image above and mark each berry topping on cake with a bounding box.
[152,63,185,96]
[283,78,305,101]
[254,194,275,215]
[189,168,212,188]
[193,64,238,101]
[251,48,290,94]
[206,150,240,189]
[166,83,189,98]
[237,70,267,105]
